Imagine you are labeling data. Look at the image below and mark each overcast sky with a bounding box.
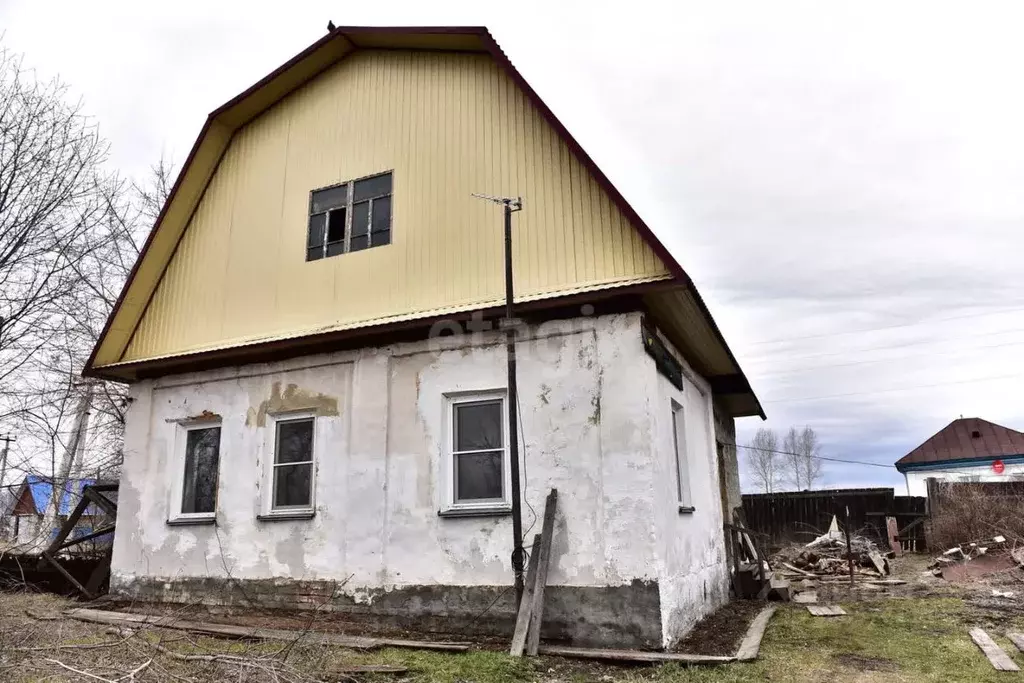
[3,1,1024,493]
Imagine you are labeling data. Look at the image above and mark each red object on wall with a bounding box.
[993,459,1005,474]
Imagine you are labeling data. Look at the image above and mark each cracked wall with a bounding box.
[110,311,721,646]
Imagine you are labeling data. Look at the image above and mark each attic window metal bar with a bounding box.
[307,171,392,261]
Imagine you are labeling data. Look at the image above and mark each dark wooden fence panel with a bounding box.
[742,488,927,551]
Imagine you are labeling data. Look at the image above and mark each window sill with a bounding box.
[166,516,216,527]
[257,511,316,522]
[678,505,696,514]
[438,506,512,519]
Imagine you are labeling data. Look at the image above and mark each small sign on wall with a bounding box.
[993,459,1005,474]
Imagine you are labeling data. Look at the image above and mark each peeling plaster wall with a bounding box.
[110,312,719,645]
[647,333,731,648]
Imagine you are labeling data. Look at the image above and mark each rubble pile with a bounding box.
[774,517,892,578]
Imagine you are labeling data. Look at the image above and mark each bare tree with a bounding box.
[783,426,824,491]
[0,45,108,398]
[746,427,781,493]
[0,40,175,540]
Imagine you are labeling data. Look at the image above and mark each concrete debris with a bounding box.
[992,589,1015,598]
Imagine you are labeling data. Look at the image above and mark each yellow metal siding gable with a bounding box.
[122,51,670,363]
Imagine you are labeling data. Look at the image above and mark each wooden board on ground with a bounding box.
[793,591,818,604]
[526,489,558,656]
[329,665,408,675]
[735,605,777,661]
[509,534,543,656]
[538,645,735,664]
[65,608,469,652]
[807,605,846,617]
[867,551,887,576]
[1006,632,1024,653]
[782,562,818,577]
[969,628,1020,671]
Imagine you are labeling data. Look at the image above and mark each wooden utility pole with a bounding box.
[843,505,855,587]
[0,433,14,492]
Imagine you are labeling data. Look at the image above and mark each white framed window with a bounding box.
[441,391,511,516]
[261,412,317,518]
[672,401,694,512]
[169,422,221,524]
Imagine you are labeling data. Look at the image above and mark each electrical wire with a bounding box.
[744,305,1024,346]
[752,338,1024,378]
[746,325,1024,364]
[763,371,1024,404]
[728,442,895,469]
[516,391,538,542]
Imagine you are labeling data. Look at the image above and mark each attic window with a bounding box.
[307,172,393,260]
[971,430,982,439]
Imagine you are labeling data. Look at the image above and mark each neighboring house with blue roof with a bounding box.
[8,475,114,554]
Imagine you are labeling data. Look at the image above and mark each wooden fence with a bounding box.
[742,487,928,551]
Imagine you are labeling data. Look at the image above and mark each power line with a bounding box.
[733,441,1016,477]
[746,325,1024,364]
[745,306,1024,347]
[763,371,1024,404]
[731,442,895,469]
[753,338,1024,378]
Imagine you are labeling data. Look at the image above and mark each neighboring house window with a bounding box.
[270,416,316,512]
[169,423,221,523]
[672,402,693,511]
[443,392,510,514]
[306,172,392,260]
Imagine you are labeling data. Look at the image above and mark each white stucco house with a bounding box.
[896,417,1024,497]
[84,26,764,648]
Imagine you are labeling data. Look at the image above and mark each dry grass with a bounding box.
[4,571,1024,683]
[929,481,1024,549]
[0,591,447,682]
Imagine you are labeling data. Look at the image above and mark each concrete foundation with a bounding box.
[110,311,732,647]
[110,575,663,647]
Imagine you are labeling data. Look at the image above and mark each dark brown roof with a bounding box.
[895,418,1024,470]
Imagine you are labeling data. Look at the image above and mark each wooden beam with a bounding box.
[885,517,902,557]
[83,487,117,518]
[40,551,93,599]
[969,628,1020,671]
[64,608,470,652]
[59,524,115,550]
[538,645,735,664]
[526,489,558,656]
[83,552,113,597]
[43,496,90,556]
[509,534,542,656]
[735,606,777,661]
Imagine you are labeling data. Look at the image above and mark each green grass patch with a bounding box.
[341,598,1024,682]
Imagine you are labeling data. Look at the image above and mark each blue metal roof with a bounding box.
[23,476,98,515]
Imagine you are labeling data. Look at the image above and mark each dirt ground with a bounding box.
[4,552,1024,682]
